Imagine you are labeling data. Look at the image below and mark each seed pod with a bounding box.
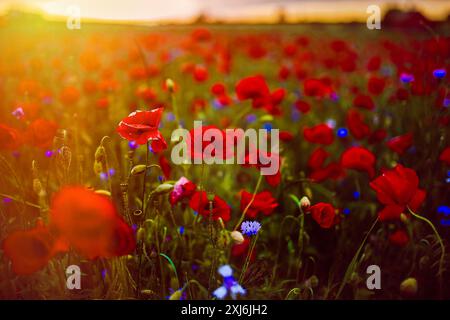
[94,145,106,162]
[93,160,103,175]
[33,178,43,195]
[95,190,111,197]
[152,183,174,195]
[400,277,418,297]
[131,164,147,175]
[58,145,72,170]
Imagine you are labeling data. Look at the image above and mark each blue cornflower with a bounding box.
[263,122,272,132]
[400,73,414,84]
[246,114,257,123]
[128,140,138,150]
[241,221,261,236]
[433,68,446,79]
[337,127,348,138]
[213,265,246,300]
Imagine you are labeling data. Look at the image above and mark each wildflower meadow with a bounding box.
[0,7,449,301]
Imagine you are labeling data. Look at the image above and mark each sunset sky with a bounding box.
[0,0,449,23]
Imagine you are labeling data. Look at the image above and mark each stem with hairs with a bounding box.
[234,174,263,231]
[239,233,259,284]
[407,206,445,298]
[335,218,378,299]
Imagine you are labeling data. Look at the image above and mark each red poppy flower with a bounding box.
[279,130,294,142]
[368,128,387,144]
[169,177,197,205]
[240,190,278,219]
[211,83,226,96]
[0,124,22,150]
[309,162,344,182]
[367,56,381,72]
[307,147,329,170]
[189,191,231,222]
[353,94,375,110]
[370,165,426,221]
[159,155,171,179]
[308,202,339,229]
[278,65,290,80]
[367,76,386,95]
[389,229,409,247]
[59,86,80,105]
[188,125,233,162]
[439,147,450,165]
[235,75,270,101]
[117,108,167,152]
[341,147,376,178]
[243,150,282,187]
[50,187,135,259]
[303,124,334,145]
[303,78,332,98]
[386,133,413,155]
[236,75,284,115]
[2,225,60,275]
[25,119,58,149]
[193,65,209,82]
[346,109,371,140]
[295,100,311,114]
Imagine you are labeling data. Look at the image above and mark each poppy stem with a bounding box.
[407,206,445,298]
[296,205,305,282]
[234,174,263,231]
[335,218,378,299]
[141,141,150,215]
[170,87,181,128]
[239,233,259,284]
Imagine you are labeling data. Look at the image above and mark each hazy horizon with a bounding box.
[0,0,449,23]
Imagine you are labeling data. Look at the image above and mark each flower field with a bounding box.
[0,18,449,300]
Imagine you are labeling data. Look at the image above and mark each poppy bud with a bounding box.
[300,196,310,210]
[131,164,147,175]
[140,289,155,297]
[95,190,111,197]
[230,231,244,245]
[168,289,183,300]
[259,114,274,122]
[137,227,145,242]
[95,145,106,162]
[152,183,174,195]
[400,277,418,297]
[166,79,175,93]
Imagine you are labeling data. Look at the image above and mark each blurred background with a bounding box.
[0,0,449,24]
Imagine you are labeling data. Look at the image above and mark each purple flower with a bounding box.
[241,221,261,236]
[213,265,246,300]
